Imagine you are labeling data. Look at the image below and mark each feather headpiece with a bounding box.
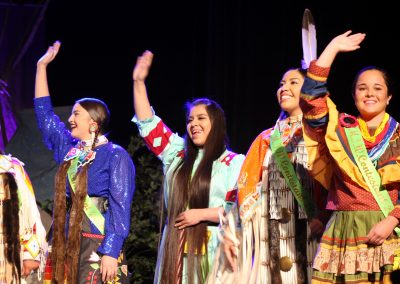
[301,9,317,69]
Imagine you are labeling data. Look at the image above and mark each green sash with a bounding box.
[270,128,315,218]
[344,126,400,236]
[67,157,105,234]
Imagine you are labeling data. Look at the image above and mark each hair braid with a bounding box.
[1,173,21,282]
[52,160,71,282]
[66,164,88,282]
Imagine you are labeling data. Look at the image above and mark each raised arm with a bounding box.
[300,31,366,128]
[316,30,365,68]
[300,31,366,184]
[35,41,61,99]
[132,50,154,120]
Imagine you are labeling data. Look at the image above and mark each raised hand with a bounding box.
[37,41,61,67]
[35,41,61,98]
[327,30,366,54]
[133,50,153,82]
[317,30,366,68]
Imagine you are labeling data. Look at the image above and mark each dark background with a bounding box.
[1,0,400,200]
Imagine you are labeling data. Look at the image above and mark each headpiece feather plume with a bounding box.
[301,9,317,69]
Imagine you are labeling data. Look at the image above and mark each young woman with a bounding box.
[210,68,329,284]
[132,50,245,283]
[300,31,400,283]
[34,41,135,283]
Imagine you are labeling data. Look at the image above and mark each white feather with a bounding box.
[302,9,317,69]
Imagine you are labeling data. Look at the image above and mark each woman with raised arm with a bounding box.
[300,31,400,283]
[208,66,329,284]
[34,41,135,284]
[132,50,245,283]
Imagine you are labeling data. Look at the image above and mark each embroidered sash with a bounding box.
[344,125,400,236]
[270,128,315,218]
[67,157,105,234]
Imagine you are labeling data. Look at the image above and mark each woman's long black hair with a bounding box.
[161,98,229,283]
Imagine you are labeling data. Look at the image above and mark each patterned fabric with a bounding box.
[301,61,400,215]
[132,112,245,283]
[237,114,327,222]
[225,114,329,284]
[358,113,389,144]
[300,60,400,283]
[0,155,48,283]
[77,230,129,283]
[358,114,396,163]
[43,229,129,284]
[34,97,135,279]
[313,211,400,277]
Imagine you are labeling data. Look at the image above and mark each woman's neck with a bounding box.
[360,112,386,136]
[80,135,108,150]
[287,108,303,117]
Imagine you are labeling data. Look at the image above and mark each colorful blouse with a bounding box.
[300,60,400,219]
[34,96,135,258]
[229,114,329,284]
[237,115,328,223]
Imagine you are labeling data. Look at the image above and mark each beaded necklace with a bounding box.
[64,135,109,168]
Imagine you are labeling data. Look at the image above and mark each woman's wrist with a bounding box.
[387,215,400,228]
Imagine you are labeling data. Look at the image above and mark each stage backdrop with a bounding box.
[5,105,72,202]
